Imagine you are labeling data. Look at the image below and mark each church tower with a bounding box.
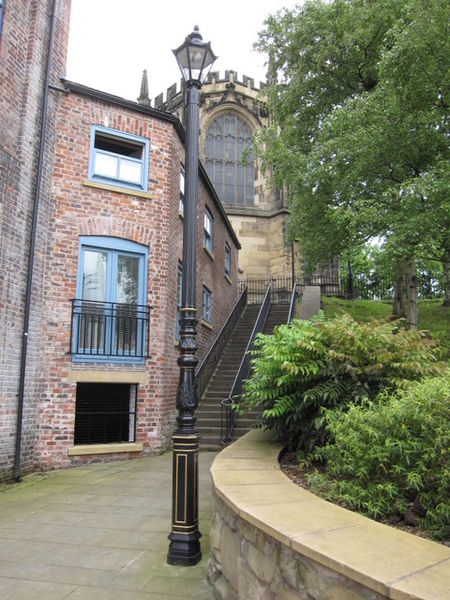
[143,70,296,281]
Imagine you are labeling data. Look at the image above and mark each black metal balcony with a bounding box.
[69,299,151,359]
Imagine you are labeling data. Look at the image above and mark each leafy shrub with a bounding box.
[240,313,444,453]
[308,376,450,540]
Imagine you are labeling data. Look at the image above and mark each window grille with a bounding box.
[74,383,137,445]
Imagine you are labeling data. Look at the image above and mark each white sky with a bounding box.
[66,0,301,103]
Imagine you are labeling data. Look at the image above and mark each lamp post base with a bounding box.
[167,531,202,566]
[167,432,202,566]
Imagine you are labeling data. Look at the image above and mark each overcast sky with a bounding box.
[66,0,301,103]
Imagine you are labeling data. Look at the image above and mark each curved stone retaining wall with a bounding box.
[207,429,450,600]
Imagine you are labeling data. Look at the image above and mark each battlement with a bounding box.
[152,70,266,111]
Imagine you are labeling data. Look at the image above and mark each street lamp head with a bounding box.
[173,26,217,87]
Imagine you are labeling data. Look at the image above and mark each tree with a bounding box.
[256,0,449,324]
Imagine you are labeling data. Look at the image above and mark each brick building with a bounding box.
[0,1,239,479]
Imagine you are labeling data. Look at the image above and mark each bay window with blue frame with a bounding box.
[225,242,231,278]
[202,286,211,324]
[0,2,4,39]
[72,237,149,362]
[204,207,213,253]
[88,126,149,191]
[179,164,185,215]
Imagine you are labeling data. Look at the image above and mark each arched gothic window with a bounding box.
[205,113,254,206]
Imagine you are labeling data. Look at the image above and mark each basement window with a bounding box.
[88,126,149,191]
[74,383,137,445]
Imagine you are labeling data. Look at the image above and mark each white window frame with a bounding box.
[88,126,149,191]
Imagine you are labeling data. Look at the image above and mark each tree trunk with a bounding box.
[443,261,450,307]
[392,259,406,319]
[405,258,418,329]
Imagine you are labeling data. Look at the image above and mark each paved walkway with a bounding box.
[298,285,321,320]
[0,452,216,599]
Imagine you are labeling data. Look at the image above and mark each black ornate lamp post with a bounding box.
[167,26,217,567]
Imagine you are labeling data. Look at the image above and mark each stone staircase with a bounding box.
[197,302,290,451]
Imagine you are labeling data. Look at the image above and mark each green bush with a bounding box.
[240,313,444,453]
[308,376,450,540]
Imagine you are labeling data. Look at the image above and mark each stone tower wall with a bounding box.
[152,70,295,281]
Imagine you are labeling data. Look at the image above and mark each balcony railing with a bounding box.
[69,299,151,359]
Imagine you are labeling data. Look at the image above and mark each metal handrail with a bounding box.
[195,287,248,402]
[221,283,272,445]
[288,281,298,324]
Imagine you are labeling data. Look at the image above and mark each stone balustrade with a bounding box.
[207,429,450,599]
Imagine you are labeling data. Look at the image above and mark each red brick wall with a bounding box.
[33,88,238,469]
[0,0,72,480]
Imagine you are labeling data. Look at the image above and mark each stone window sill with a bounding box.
[203,246,214,261]
[68,442,144,456]
[83,179,152,199]
[67,369,147,384]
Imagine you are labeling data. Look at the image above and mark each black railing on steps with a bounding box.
[288,281,298,324]
[221,283,272,445]
[196,287,248,403]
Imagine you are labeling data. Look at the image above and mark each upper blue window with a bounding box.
[204,207,213,253]
[72,237,148,363]
[225,243,231,277]
[202,286,211,323]
[179,164,185,215]
[88,126,149,191]
[0,2,4,39]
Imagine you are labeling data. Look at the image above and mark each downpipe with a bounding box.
[14,0,58,481]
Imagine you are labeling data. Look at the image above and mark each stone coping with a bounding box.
[210,429,450,600]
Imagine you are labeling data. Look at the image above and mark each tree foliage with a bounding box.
[256,0,449,296]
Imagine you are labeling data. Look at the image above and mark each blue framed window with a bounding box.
[88,126,149,191]
[179,164,185,215]
[72,237,148,362]
[225,243,231,277]
[176,262,182,340]
[202,286,211,323]
[0,2,4,39]
[204,208,213,253]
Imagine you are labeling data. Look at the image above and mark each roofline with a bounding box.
[61,79,185,140]
[59,79,241,249]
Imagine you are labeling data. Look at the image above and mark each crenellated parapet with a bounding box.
[149,70,267,119]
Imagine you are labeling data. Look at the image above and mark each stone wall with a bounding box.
[208,430,450,600]
[208,495,387,600]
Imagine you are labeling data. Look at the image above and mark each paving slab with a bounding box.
[298,285,321,320]
[0,451,216,599]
